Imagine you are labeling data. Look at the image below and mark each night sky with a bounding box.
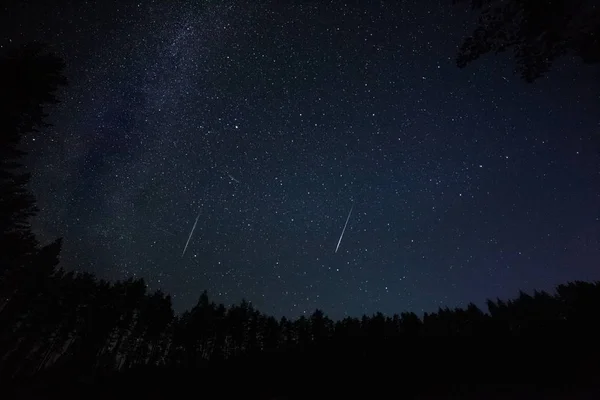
[3,0,599,319]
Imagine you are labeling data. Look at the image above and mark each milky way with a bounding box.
[3,0,599,319]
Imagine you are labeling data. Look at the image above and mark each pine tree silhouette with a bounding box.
[0,42,66,380]
[453,0,600,82]
[0,42,67,277]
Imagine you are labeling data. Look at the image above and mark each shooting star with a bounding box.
[182,212,200,257]
[228,173,240,183]
[153,223,175,236]
[335,203,353,253]
[157,227,175,236]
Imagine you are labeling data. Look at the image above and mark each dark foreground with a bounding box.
[6,342,600,399]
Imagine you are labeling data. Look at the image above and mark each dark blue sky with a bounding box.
[4,0,599,319]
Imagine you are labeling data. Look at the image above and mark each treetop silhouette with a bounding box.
[454,0,600,82]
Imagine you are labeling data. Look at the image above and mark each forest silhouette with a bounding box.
[453,0,600,82]
[2,43,600,399]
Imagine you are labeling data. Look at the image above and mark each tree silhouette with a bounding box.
[0,42,67,380]
[0,268,599,398]
[0,42,67,278]
[453,0,600,82]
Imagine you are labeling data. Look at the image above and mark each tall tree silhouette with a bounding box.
[0,43,66,379]
[453,0,600,82]
[0,42,67,276]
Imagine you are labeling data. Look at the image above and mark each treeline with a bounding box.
[3,273,600,398]
[3,267,600,380]
[2,42,600,399]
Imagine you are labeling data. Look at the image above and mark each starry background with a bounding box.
[2,0,599,319]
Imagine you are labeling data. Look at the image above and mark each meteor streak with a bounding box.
[182,212,200,257]
[335,204,353,253]
[228,173,240,183]
[154,224,175,236]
